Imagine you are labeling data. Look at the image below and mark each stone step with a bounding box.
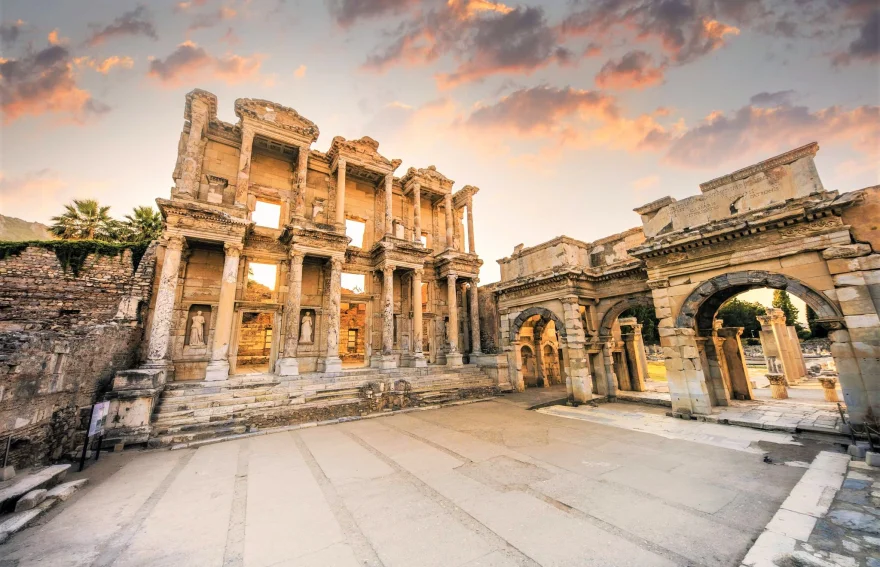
[152,425,249,446]
[153,417,249,436]
[0,465,70,513]
[154,400,289,426]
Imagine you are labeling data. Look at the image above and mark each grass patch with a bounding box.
[647,361,667,381]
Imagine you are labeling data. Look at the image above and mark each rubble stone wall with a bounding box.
[0,244,156,467]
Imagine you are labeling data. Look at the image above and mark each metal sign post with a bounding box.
[79,401,109,472]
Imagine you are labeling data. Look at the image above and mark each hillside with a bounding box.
[0,214,52,241]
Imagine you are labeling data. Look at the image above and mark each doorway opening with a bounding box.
[234,311,276,375]
[341,301,367,368]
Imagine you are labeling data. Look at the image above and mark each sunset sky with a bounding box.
[1,0,878,284]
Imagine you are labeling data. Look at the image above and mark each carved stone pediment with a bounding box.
[327,136,400,175]
[400,165,455,198]
[235,98,319,145]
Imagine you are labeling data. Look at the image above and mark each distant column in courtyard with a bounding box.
[466,195,476,254]
[385,174,393,235]
[235,126,255,207]
[444,193,454,250]
[469,279,482,357]
[276,250,304,376]
[320,257,343,372]
[336,158,347,226]
[206,242,243,380]
[146,235,186,365]
[412,182,422,244]
[411,268,426,367]
[446,274,463,366]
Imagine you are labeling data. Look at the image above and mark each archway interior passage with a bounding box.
[511,307,567,389]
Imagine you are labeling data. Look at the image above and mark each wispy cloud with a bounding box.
[147,41,264,86]
[85,5,157,47]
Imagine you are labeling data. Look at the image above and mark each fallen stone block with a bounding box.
[45,479,88,502]
[0,464,70,511]
[848,444,867,459]
[0,466,14,481]
[15,489,47,512]
[866,452,880,467]
[0,508,42,543]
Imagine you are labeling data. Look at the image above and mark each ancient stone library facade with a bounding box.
[482,143,880,426]
[2,91,880,465]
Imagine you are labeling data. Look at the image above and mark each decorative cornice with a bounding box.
[234,98,319,143]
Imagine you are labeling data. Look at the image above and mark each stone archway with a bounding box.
[598,294,654,337]
[666,270,848,415]
[510,306,567,342]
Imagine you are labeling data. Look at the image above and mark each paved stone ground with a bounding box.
[1,399,828,567]
[792,459,880,566]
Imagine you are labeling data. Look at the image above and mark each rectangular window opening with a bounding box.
[347,329,358,353]
[247,263,278,301]
[420,232,428,247]
[345,218,366,248]
[341,272,366,294]
[253,200,282,228]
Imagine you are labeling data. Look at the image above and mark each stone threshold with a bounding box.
[740,451,854,567]
[166,395,497,451]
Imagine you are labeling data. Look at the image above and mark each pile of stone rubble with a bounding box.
[0,464,87,544]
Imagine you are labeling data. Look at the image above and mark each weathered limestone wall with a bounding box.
[477,283,500,354]
[0,244,156,467]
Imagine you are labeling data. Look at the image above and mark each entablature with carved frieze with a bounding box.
[158,198,251,245]
[235,98,319,148]
[327,136,401,180]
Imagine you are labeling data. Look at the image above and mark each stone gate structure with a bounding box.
[483,143,880,426]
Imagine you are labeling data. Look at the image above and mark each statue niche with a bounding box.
[185,305,212,348]
[299,309,315,344]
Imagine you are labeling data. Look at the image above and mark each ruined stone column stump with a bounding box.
[446,352,464,367]
[767,374,789,400]
[818,377,840,402]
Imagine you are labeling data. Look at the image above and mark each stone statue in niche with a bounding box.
[189,311,206,346]
[312,199,325,222]
[300,311,314,344]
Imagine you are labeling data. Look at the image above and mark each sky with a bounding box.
[1,0,878,284]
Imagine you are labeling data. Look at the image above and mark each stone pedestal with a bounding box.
[768,374,788,399]
[371,354,398,370]
[104,368,166,445]
[446,352,464,367]
[818,377,840,402]
[275,357,299,376]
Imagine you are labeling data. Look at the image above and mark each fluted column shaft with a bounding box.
[294,146,308,217]
[146,236,185,363]
[336,158,346,225]
[205,242,242,380]
[283,252,304,356]
[470,278,482,355]
[235,126,254,207]
[444,193,453,250]
[382,265,395,354]
[412,182,422,244]
[385,174,393,235]
[466,195,476,254]
[413,269,423,354]
[326,258,342,357]
[447,274,459,353]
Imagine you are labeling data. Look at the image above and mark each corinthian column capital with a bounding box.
[224,242,244,257]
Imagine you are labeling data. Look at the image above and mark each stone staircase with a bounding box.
[150,365,496,446]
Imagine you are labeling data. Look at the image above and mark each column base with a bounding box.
[446,352,464,367]
[318,356,342,373]
[275,357,299,377]
[371,354,398,370]
[205,360,230,381]
[401,353,427,368]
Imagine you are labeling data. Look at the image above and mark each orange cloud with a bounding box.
[1,43,110,124]
[75,55,135,74]
[632,175,660,190]
[147,41,264,86]
[595,50,665,90]
[293,64,307,78]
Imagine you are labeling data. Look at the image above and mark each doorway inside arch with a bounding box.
[514,311,567,389]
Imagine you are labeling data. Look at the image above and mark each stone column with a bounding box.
[469,279,482,357]
[757,308,803,385]
[818,377,840,402]
[659,327,712,415]
[384,174,393,236]
[466,195,476,254]
[715,327,754,400]
[412,182,422,244]
[177,103,207,197]
[446,273,463,366]
[374,264,397,369]
[145,236,185,365]
[562,297,592,403]
[205,242,243,381]
[444,193,454,250]
[620,321,648,392]
[319,257,343,372]
[235,126,255,207]
[407,269,427,367]
[335,158,346,226]
[294,146,308,217]
[276,251,304,376]
[602,339,618,398]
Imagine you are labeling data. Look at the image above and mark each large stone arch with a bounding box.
[598,294,654,336]
[675,271,843,331]
[510,306,567,342]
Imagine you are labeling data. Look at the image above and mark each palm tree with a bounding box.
[49,199,116,240]
[122,206,163,242]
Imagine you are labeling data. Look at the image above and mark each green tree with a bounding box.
[716,298,767,339]
[49,199,116,241]
[806,305,829,339]
[622,304,660,344]
[121,206,163,243]
[772,290,809,338]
